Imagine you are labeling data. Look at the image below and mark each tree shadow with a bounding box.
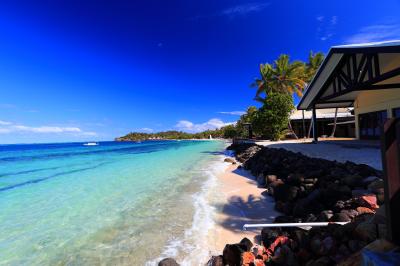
[214,192,280,234]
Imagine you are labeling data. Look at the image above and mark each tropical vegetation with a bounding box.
[117,51,325,141]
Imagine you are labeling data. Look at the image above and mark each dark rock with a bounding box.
[352,189,371,197]
[343,174,363,188]
[224,157,236,164]
[304,178,316,184]
[274,185,299,202]
[308,256,333,266]
[287,174,304,186]
[322,236,335,253]
[239,237,253,252]
[273,245,298,266]
[269,179,284,188]
[333,201,346,212]
[222,244,245,266]
[158,258,179,266]
[318,210,333,221]
[310,237,326,256]
[375,188,385,204]
[368,179,384,192]
[261,228,281,247]
[330,212,351,222]
[362,175,379,185]
[206,256,223,266]
[354,221,377,242]
[290,230,309,249]
[348,239,366,252]
[305,213,317,222]
[340,209,358,220]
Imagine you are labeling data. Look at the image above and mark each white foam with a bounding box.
[147,152,229,265]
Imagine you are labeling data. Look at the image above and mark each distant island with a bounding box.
[115,127,234,141]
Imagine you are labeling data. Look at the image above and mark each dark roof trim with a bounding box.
[297,49,335,110]
[298,42,400,110]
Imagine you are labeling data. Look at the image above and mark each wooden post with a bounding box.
[312,107,318,143]
[381,118,400,245]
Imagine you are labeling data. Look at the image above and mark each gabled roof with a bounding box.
[298,40,400,110]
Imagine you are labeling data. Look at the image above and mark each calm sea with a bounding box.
[0,140,226,265]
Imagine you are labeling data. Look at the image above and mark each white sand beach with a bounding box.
[208,163,280,254]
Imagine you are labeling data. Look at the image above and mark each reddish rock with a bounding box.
[268,236,289,253]
[254,259,265,266]
[356,206,375,215]
[359,194,379,209]
[241,252,255,266]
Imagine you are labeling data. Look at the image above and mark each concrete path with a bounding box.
[256,139,382,170]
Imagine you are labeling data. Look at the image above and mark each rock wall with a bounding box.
[207,143,387,266]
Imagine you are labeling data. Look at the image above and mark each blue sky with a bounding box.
[1,0,400,143]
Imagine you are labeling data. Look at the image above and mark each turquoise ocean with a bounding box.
[0,140,226,265]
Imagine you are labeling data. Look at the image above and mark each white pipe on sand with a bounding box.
[243,222,348,230]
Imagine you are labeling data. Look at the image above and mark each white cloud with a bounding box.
[344,21,400,44]
[12,125,81,133]
[0,121,96,136]
[218,111,246,115]
[138,127,154,133]
[0,120,12,125]
[220,2,270,17]
[193,2,269,20]
[0,103,16,109]
[175,118,234,133]
[317,15,338,41]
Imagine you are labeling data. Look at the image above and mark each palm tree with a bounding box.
[305,51,324,82]
[304,52,325,138]
[252,54,307,138]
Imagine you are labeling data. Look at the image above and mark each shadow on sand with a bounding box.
[213,167,279,235]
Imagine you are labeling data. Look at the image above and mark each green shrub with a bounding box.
[252,93,294,140]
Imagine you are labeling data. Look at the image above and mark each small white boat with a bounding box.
[83,142,98,146]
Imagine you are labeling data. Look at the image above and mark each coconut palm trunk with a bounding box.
[330,108,338,137]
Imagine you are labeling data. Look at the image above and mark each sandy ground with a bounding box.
[208,164,279,254]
